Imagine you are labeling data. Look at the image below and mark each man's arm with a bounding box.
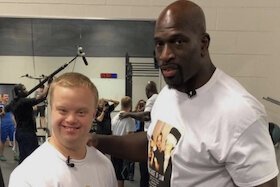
[36,85,49,100]
[106,99,119,108]
[96,109,106,122]
[119,111,150,122]
[255,177,277,187]
[91,131,148,162]
[34,84,50,105]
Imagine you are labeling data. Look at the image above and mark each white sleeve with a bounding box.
[225,118,279,186]
[144,94,157,112]
[9,169,31,187]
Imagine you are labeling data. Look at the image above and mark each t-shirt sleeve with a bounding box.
[225,118,279,186]
[9,168,31,187]
[144,94,157,112]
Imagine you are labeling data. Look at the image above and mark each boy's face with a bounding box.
[50,85,97,150]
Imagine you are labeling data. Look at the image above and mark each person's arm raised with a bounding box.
[106,99,119,108]
[89,131,148,162]
[95,109,105,122]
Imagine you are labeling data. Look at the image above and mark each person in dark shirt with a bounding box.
[7,83,49,163]
[95,98,119,135]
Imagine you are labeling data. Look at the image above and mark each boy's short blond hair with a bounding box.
[49,72,99,106]
[121,96,132,110]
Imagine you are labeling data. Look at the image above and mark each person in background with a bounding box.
[132,99,149,187]
[89,0,278,186]
[0,94,16,161]
[9,72,117,187]
[0,94,3,114]
[6,82,50,164]
[95,98,119,135]
[127,100,146,182]
[2,94,16,144]
[119,82,158,187]
[0,94,5,161]
[34,84,47,129]
[120,81,158,131]
[111,96,135,187]
[0,94,3,117]
[134,99,146,132]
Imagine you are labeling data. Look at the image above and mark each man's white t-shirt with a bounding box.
[9,140,117,187]
[147,68,278,187]
[144,94,158,131]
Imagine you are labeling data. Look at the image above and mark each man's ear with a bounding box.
[201,33,210,57]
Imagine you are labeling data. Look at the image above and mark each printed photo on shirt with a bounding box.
[148,120,181,186]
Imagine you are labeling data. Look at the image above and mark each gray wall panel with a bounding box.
[0,18,155,57]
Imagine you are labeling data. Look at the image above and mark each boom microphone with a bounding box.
[82,56,88,66]
[20,74,29,78]
[77,46,88,66]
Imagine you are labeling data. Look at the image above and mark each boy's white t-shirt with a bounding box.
[147,68,278,187]
[9,140,117,187]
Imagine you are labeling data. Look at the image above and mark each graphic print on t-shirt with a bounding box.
[148,120,181,187]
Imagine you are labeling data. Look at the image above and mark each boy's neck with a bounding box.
[49,137,87,160]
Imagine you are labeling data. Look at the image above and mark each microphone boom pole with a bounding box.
[27,55,79,96]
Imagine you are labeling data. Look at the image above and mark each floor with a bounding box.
[1,143,280,187]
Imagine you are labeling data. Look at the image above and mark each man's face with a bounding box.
[139,101,145,110]
[2,94,9,103]
[154,13,203,91]
[19,85,28,97]
[50,85,97,150]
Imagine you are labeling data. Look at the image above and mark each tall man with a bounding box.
[90,1,278,186]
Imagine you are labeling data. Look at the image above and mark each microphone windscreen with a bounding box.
[78,46,83,54]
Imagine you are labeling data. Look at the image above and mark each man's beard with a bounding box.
[161,64,196,98]
[161,64,184,90]
[20,92,28,98]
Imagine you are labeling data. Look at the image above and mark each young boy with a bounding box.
[9,72,117,187]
